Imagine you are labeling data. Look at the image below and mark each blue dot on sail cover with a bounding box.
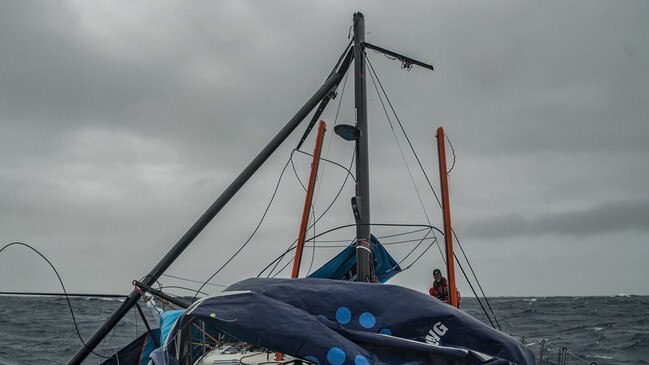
[355,355,370,365]
[335,307,352,324]
[327,347,346,365]
[379,328,392,335]
[305,355,320,364]
[359,312,376,329]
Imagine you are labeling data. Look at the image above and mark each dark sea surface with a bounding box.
[0,295,647,364]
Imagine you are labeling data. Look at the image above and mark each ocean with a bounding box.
[0,295,647,364]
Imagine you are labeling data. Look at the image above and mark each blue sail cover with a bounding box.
[308,235,401,283]
[154,278,534,365]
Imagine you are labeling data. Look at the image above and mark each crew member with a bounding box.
[429,268,460,307]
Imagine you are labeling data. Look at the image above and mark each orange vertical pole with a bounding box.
[277,121,326,362]
[435,127,459,308]
[291,120,327,279]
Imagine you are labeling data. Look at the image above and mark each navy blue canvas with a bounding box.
[162,278,535,365]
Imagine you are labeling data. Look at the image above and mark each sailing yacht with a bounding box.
[67,13,535,365]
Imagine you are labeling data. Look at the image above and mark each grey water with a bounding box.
[0,295,647,364]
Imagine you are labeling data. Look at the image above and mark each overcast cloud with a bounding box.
[1,1,648,298]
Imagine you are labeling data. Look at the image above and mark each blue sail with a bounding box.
[151,278,534,365]
[308,235,401,283]
[100,329,160,365]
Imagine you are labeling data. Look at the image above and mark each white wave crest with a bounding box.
[585,354,614,360]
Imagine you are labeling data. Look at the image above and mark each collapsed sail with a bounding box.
[149,278,534,365]
[308,235,401,283]
[100,329,160,365]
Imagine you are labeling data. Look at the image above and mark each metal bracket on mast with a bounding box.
[351,196,363,226]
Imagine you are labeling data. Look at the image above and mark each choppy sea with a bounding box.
[0,295,647,364]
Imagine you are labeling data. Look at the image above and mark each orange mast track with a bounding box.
[291,120,327,279]
[275,121,326,362]
[436,127,459,308]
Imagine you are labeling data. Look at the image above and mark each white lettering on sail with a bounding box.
[425,322,448,345]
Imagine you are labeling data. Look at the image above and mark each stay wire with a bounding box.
[366,52,433,228]
[394,229,433,267]
[366,53,444,262]
[191,152,294,303]
[453,229,502,330]
[0,242,113,359]
[306,235,437,248]
[452,250,497,329]
[259,149,355,279]
[309,69,351,275]
[365,54,499,329]
[265,223,445,279]
[158,285,209,296]
[269,150,354,278]
[161,273,229,288]
[445,134,456,174]
[398,239,439,271]
[273,224,440,278]
[364,55,443,209]
[288,152,318,277]
[314,227,430,243]
[294,150,356,182]
[315,65,352,204]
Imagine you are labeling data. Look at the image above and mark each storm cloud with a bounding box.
[1,1,648,297]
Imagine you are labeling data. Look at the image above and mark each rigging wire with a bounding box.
[0,242,113,359]
[308,69,351,275]
[445,134,457,174]
[453,230,502,330]
[314,61,353,201]
[265,223,445,278]
[294,150,356,182]
[306,235,437,248]
[365,53,444,262]
[161,273,229,287]
[314,227,430,243]
[259,150,355,279]
[191,152,295,303]
[158,285,209,296]
[366,53,433,226]
[452,250,497,329]
[194,53,352,296]
[365,54,501,330]
[288,151,318,277]
[397,239,439,271]
[394,229,433,267]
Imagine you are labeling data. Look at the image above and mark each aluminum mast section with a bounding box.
[67,49,353,365]
[353,12,373,283]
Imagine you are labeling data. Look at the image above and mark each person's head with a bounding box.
[433,268,442,281]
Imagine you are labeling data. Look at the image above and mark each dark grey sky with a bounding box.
[1,1,648,297]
